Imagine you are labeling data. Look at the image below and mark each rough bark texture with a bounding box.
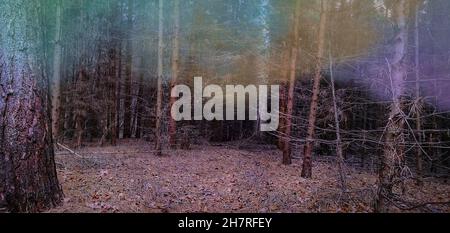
[0,62,63,212]
[302,0,328,178]
[375,0,409,213]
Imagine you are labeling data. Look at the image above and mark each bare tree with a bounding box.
[302,0,329,178]
[282,0,301,165]
[169,0,180,148]
[51,0,63,142]
[155,0,164,156]
[375,0,409,213]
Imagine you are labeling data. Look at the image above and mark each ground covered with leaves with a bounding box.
[49,140,450,213]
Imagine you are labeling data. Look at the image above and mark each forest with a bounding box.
[0,0,449,213]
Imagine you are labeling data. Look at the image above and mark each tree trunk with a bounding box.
[122,0,134,139]
[0,0,63,211]
[302,0,328,178]
[135,74,144,139]
[282,0,301,165]
[169,0,180,148]
[375,0,409,213]
[414,2,423,186]
[110,47,119,146]
[278,82,287,150]
[329,50,347,192]
[115,46,123,141]
[51,0,63,142]
[155,0,164,156]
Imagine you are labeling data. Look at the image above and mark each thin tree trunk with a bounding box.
[51,0,63,142]
[329,50,347,192]
[123,0,134,139]
[135,74,144,139]
[302,0,328,178]
[169,0,180,148]
[283,0,301,165]
[278,82,287,150]
[155,0,164,156]
[375,0,409,213]
[115,46,123,141]
[414,2,423,186]
[110,47,118,145]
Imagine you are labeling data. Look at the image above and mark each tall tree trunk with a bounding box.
[282,0,301,165]
[110,47,118,145]
[169,0,180,148]
[414,2,423,186]
[51,0,63,142]
[123,0,134,139]
[155,0,164,156]
[375,0,409,213]
[0,0,63,212]
[302,0,328,178]
[115,46,123,141]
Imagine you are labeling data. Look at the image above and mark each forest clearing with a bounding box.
[49,140,450,213]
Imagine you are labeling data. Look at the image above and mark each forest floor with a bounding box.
[49,140,450,213]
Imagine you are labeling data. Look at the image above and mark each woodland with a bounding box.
[0,0,450,213]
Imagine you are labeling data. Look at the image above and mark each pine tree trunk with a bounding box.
[123,0,134,139]
[375,0,409,213]
[169,0,180,148]
[0,0,63,209]
[115,46,123,141]
[155,0,164,156]
[282,0,301,165]
[414,2,423,186]
[135,74,144,139]
[302,0,328,178]
[51,0,63,142]
[110,47,118,146]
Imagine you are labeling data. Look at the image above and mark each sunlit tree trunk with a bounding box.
[375,0,409,212]
[302,0,328,178]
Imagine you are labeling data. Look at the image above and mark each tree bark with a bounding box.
[375,0,409,213]
[282,0,301,165]
[51,0,63,142]
[155,0,164,156]
[169,0,180,148]
[0,1,63,212]
[302,0,328,178]
[414,2,423,186]
[329,50,347,192]
[122,0,134,139]
[135,74,144,139]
